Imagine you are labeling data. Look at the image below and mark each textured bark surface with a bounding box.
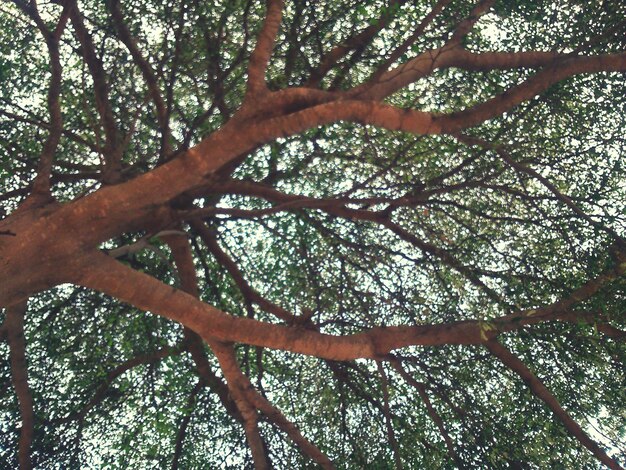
[1,0,625,467]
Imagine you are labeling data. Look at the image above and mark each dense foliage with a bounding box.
[1,0,625,468]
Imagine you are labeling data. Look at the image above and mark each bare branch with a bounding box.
[163,227,333,467]
[246,0,285,96]
[72,249,625,361]
[162,230,272,468]
[212,341,335,469]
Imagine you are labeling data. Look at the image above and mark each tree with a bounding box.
[0,0,625,467]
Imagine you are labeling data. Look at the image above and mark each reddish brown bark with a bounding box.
[2,3,625,466]
[164,226,333,468]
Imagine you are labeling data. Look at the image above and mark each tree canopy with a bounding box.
[1,0,625,468]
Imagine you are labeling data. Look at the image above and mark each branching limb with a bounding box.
[71,247,625,361]
[447,0,496,47]
[366,0,452,84]
[107,0,172,158]
[307,0,410,87]
[170,379,203,470]
[357,48,625,102]
[66,0,122,182]
[455,134,625,243]
[485,340,623,470]
[212,342,336,469]
[377,361,403,470]
[246,0,284,96]
[5,300,34,470]
[390,359,462,467]
[11,1,70,200]
[162,230,271,468]
[164,228,332,467]
[190,220,296,323]
[435,53,626,133]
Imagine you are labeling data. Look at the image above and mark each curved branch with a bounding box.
[66,0,121,181]
[12,1,69,199]
[71,249,625,361]
[307,0,410,87]
[366,0,452,84]
[357,49,625,102]
[436,53,626,132]
[211,342,335,469]
[164,228,332,467]
[190,220,296,323]
[163,230,272,469]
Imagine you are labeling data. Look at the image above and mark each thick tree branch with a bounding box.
[161,230,272,469]
[436,53,626,132]
[246,0,284,96]
[247,99,440,139]
[71,249,625,361]
[164,228,332,467]
[212,341,335,469]
[357,49,625,102]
